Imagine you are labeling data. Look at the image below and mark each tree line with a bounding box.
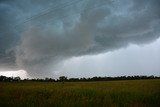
[0,75,160,82]
[0,75,21,82]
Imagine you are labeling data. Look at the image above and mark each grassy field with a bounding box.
[0,79,160,107]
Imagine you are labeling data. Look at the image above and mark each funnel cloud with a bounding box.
[0,0,160,78]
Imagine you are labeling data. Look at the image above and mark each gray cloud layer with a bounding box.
[0,0,160,77]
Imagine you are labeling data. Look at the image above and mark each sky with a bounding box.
[0,0,160,79]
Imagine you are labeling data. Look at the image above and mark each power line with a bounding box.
[16,0,80,26]
[0,0,108,36]
[0,0,81,35]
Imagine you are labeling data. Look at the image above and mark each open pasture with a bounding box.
[0,79,160,107]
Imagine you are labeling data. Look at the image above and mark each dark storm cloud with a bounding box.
[0,0,160,77]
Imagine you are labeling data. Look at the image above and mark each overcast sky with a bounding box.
[0,0,160,78]
[58,38,160,78]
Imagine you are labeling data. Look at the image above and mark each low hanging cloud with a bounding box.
[0,0,160,78]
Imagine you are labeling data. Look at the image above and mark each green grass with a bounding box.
[0,79,160,107]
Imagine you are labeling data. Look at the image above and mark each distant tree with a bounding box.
[14,76,21,81]
[59,76,67,83]
[80,78,86,81]
[45,77,49,81]
[69,78,79,82]
[0,75,6,81]
[45,78,55,82]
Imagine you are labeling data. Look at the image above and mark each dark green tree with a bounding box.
[59,76,67,83]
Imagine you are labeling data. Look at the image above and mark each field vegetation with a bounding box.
[0,79,160,107]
